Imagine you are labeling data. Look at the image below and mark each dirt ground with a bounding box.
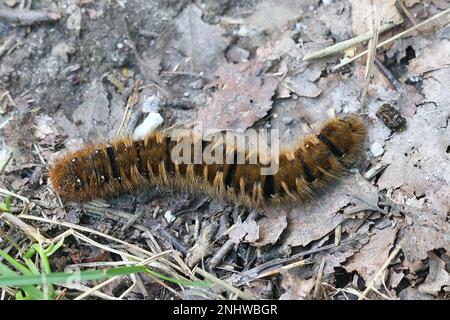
[0,0,449,300]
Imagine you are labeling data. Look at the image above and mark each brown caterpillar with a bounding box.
[49,115,367,208]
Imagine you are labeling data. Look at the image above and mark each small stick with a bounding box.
[360,5,380,111]
[195,267,257,300]
[313,257,326,299]
[303,22,396,61]
[0,4,60,26]
[0,34,16,58]
[208,210,259,270]
[208,239,234,270]
[396,0,417,26]
[374,57,404,92]
[0,151,13,175]
[233,236,362,286]
[333,8,450,71]
[116,79,142,137]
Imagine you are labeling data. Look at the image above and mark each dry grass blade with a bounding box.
[302,22,396,61]
[195,267,258,300]
[360,2,381,111]
[0,4,61,25]
[0,188,30,215]
[333,7,450,70]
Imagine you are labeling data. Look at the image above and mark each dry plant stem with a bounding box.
[116,80,142,137]
[0,151,13,175]
[234,236,361,286]
[302,22,396,61]
[358,237,405,300]
[0,5,60,25]
[209,210,258,270]
[313,257,326,299]
[195,267,257,300]
[0,34,16,58]
[78,203,188,255]
[374,58,404,92]
[20,215,194,283]
[0,212,46,243]
[208,239,234,270]
[333,8,450,70]
[257,258,310,279]
[396,0,417,26]
[0,188,30,215]
[360,5,380,111]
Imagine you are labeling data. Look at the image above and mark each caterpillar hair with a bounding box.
[49,115,367,208]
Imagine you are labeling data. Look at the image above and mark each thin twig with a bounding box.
[374,57,404,92]
[195,267,257,300]
[360,3,380,111]
[116,79,142,137]
[303,22,396,61]
[0,4,60,26]
[313,257,326,299]
[332,8,450,71]
[0,34,16,59]
[396,0,417,26]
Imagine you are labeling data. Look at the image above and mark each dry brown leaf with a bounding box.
[349,0,403,35]
[408,40,450,75]
[418,252,449,296]
[273,174,379,247]
[279,272,315,300]
[344,227,397,281]
[241,0,303,34]
[71,80,123,142]
[402,208,449,264]
[254,213,288,247]
[196,60,277,132]
[377,83,450,210]
[165,4,229,74]
[229,217,259,244]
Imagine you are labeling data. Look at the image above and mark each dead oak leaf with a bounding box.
[166,4,229,74]
[254,213,288,247]
[349,0,403,36]
[241,0,303,34]
[402,208,449,264]
[273,173,379,247]
[196,60,277,132]
[279,272,315,300]
[229,217,259,244]
[418,252,450,296]
[408,39,450,75]
[344,227,397,282]
[377,112,450,205]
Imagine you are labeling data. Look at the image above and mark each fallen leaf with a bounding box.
[349,0,403,36]
[344,227,397,282]
[165,4,229,74]
[274,174,379,247]
[254,213,288,247]
[408,40,450,75]
[418,252,449,296]
[279,272,315,300]
[229,217,260,244]
[241,0,303,34]
[196,60,277,132]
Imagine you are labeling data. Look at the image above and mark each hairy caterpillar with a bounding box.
[49,115,367,208]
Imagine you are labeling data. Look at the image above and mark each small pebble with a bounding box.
[370,142,384,157]
[164,210,176,223]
